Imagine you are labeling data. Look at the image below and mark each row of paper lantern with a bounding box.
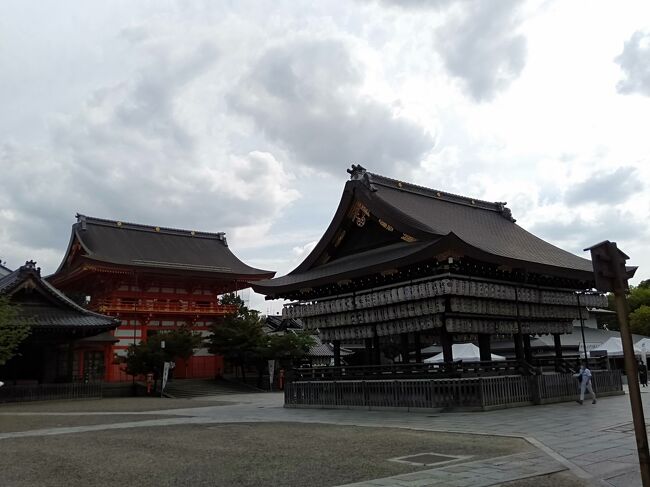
[303,298,446,329]
[449,297,581,320]
[445,318,573,335]
[318,316,443,341]
[283,277,607,319]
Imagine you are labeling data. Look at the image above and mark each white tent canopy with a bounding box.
[424,343,506,363]
[589,337,642,358]
[635,338,650,351]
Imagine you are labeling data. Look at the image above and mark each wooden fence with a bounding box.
[284,370,623,411]
[0,382,103,403]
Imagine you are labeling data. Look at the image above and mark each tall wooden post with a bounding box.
[414,332,422,363]
[553,334,562,358]
[478,334,491,362]
[586,240,650,486]
[372,326,381,365]
[67,341,75,382]
[441,327,453,363]
[400,334,410,363]
[513,333,524,361]
[523,334,533,363]
[333,340,341,367]
[364,338,373,365]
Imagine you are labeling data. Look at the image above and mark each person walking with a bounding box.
[574,362,597,405]
[639,361,648,388]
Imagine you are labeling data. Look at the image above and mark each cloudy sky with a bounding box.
[2,0,650,313]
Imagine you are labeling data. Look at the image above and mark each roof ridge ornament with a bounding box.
[347,164,366,180]
[347,164,377,191]
[20,260,41,276]
[496,202,516,223]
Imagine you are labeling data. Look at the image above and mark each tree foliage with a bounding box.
[206,294,317,379]
[124,327,202,377]
[206,294,266,378]
[265,331,315,361]
[607,283,650,334]
[630,305,650,336]
[0,296,31,366]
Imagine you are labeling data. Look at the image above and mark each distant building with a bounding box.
[49,214,274,382]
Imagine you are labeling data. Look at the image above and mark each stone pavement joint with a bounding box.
[338,452,566,487]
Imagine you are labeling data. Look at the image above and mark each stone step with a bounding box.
[163,379,259,398]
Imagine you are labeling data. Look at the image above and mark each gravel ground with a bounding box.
[0,397,234,413]
[0,414,183,433]
[0,422,531,487]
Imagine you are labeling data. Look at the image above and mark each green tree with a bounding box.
[124,327,202,378]
[265,332,315,362]
[630,305,650,336]
[606,282,650,332]
[206,294,266,380]
[0,296,31,366]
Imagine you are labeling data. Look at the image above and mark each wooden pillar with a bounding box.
[513,333,524,362]
[441,327,453,363]
[400,333,410,363]
[364,338,373,365]
[553,334,562,359]
[414,332,422,363]
[333,340,341,367]
[478,334,491,362]
[372,328,381,365]
[67,340,75,382]
[523,334,533,363]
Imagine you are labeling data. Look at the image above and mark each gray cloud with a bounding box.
[227,38,435,174]
[376,0,458,8]
[530,208,644,255]
[376,0,527,101]
[616,31,650,96]
[435,0,527,101]
[564,167,643,206]
[0,34,299,272]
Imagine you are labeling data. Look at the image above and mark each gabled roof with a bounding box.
[264,315,305,333]
[51,214,274,280]
[253,165,620,297]
[0,262,11,278]
[0,261,118,331]
[305,334,354,358]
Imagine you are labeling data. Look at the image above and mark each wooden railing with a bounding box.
[284,370,624,411]
[93,299,238,316]
[0,382,103,403]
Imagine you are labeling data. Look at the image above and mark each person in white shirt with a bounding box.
[574,362,597,405]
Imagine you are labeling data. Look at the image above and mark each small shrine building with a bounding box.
[49,214,274,382]
[0,261,118,384]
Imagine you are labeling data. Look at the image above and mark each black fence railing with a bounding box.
[529,356,609,374]
[285,370,623,411]
[287,360,536,383]
[0,382,103,403]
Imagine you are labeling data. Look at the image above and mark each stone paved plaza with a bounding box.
[1,389,649,486]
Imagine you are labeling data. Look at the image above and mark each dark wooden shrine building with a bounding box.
[0,261,118,384]
[49,215,274,382]
[252,165,619,367]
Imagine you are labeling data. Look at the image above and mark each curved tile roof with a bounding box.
[0,262,118,330]
[253,166,605,297]
[53,214,274,278]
